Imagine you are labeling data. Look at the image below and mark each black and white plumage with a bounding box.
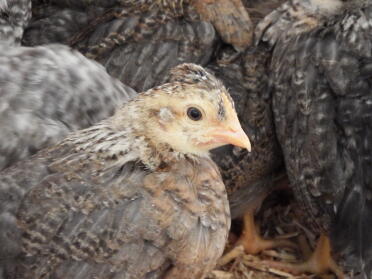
[0,0,136,170]
[257,0,372,276]
[255,0,344,48]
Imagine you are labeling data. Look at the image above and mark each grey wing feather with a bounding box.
[0,146,169,279]
[0,44,136,170]
[88,18,216,91]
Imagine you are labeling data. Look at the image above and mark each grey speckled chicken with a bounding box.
[23,0,253,92]
[0,0,136,170]
[0,63,251,279]
[256,0,372,277]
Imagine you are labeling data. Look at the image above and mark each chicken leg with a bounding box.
[263,235,345,278]
[236,208,297,254]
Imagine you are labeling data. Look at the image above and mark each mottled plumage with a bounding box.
[0,44,136,171]
[258,0,372,276]
[0,63,252,279]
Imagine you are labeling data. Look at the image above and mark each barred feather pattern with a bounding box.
[81,15,216,92]
[24,0,253,91]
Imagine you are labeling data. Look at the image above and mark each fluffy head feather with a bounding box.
[112,63,250,161]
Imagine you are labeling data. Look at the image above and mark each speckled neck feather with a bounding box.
[65,119,192,171]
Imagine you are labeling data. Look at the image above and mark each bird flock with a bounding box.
[0,0,371,278]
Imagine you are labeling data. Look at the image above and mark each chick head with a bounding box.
[130,63,251,157]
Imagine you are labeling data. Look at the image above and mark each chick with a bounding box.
[0,63,250,279]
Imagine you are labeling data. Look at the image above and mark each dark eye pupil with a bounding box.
[187,107,202,121]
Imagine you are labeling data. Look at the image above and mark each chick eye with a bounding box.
[187,107,202,121]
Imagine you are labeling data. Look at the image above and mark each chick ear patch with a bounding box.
[159,107,175,122]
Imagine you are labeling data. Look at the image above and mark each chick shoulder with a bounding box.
[255,0,344,48]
